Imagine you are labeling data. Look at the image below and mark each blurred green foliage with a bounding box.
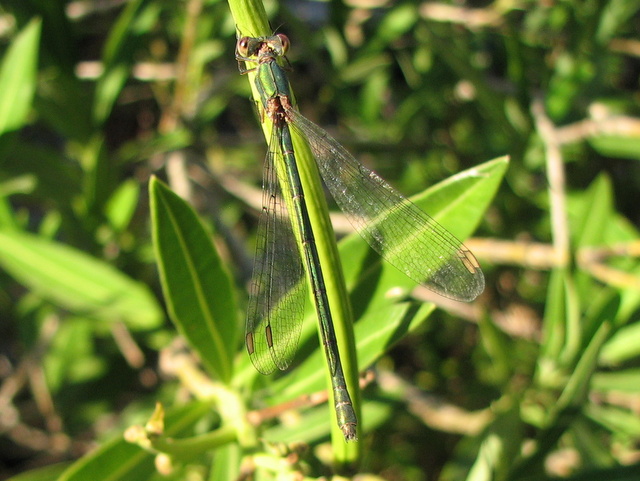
[0,0,640,480]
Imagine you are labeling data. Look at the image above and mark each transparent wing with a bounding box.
[245,129,306,374]
[288,109,484,302]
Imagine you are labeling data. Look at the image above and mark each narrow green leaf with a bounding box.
[0,18,41,135]
[106,179,140,231]
[560,272,582,367]
[94,64,129,125]
[570,173,614,248]
[149,177,238,384]
[0,230,162,329]
[601,318,640,364]
[539,268,569,364]
[557,321,611,412]
[592,368,640,393]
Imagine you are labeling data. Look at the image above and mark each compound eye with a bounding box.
[276,34,290,55]
[237,36,251,56]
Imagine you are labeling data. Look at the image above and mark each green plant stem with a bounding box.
[151,426,238,457]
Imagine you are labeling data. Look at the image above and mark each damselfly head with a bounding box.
[236,34,290,59]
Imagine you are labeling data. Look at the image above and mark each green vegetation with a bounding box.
[1,0,639,480]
